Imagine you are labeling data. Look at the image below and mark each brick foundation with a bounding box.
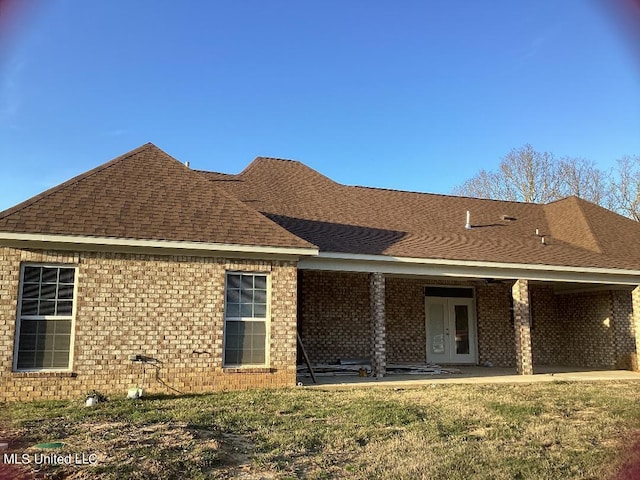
[0,247,298,401]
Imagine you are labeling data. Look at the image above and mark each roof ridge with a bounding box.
[238,157,340,187]
[570,197,605,254]
[543,196,604,254]
[348,184,540,206]
[0,143,157,220]
[239,156,302,176]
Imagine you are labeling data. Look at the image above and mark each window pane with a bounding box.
[227,274,241,289]
[226,303,240,318]
[40,283,57,299]
[36,335,47,351]
[240,290,253,304]
[225,349,239,365]
[23,267,41,283]
[242,334,253,350]
[39,301,56,316]
[243,348,265,365]
[20,319,39,334]
[58,284,74,300]
[16,351,35,369]
[226,334,240,350]
[226,289,240,304]
[21,300,38,316]
[240,303,253,317]
[44,334,56,350]
[252,322,266,335]
[55,320,72,335]
[254,303,267,318]
[56,301,73,316]
[254,289,267,304]
[225,320,240,335]
[22,283,40,298]
[54,334,71,351]
[34,351,48,368]
[18,334,36,351]
[254,276,267,289]
[51,351,70,368]
[241,275,253,289]
[41,268,58,284]
[58,268,75,284]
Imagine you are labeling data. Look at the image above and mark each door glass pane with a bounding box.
[428,304,445,354]
[454,305,470,355]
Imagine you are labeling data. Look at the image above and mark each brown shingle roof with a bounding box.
[0,144,314,249]
[202,157,640,270]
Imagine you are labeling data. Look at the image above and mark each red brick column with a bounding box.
[512,279,533,375]
[369,272,387,378]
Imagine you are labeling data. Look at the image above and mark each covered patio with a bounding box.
[296,261,640,380]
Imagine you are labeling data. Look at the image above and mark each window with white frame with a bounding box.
[14,265,76,370]
[224,272,268,366]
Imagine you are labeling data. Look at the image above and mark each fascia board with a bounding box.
[0,232,319,259]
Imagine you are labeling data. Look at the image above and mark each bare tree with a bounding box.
[453,144,616,210]
[557,157,614,209]
[453,144,562,203]
[498,144,561,203]
[611,155,640,221]
[453,145,640,221]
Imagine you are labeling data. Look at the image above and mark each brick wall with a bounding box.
[529,288,617,368]
[0,247,298,401]
[476,283,515,368]
[298,270,371,364]
[612,289,637,370]
[530,285,563,365]
[385,277,427,363]
[556,291,615,367]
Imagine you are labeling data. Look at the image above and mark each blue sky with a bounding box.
[1,0,639,211]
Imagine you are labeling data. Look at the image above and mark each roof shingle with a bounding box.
[202,157,640,270]
[0,144,314,250]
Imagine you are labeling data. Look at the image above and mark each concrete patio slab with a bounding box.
[298,365,640,389]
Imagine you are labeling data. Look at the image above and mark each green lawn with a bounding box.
[1,381,640,479]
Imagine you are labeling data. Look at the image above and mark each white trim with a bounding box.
[0,232,319,258]
[298,252,640,285]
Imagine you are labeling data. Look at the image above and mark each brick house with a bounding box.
[1,143,639,400]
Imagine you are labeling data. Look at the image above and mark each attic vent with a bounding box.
[501,215,517,221]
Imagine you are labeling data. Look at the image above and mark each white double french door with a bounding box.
[425,296,477,364]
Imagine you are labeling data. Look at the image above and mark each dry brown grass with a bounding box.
[1,381,639,479]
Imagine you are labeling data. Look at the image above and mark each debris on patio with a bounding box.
[386,363,462,375]
[297,360,462,377]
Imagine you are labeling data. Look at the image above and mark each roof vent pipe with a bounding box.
[465,211,472,230]
[185,161,191,168]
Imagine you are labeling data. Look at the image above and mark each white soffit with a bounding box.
[298,252,640,285]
